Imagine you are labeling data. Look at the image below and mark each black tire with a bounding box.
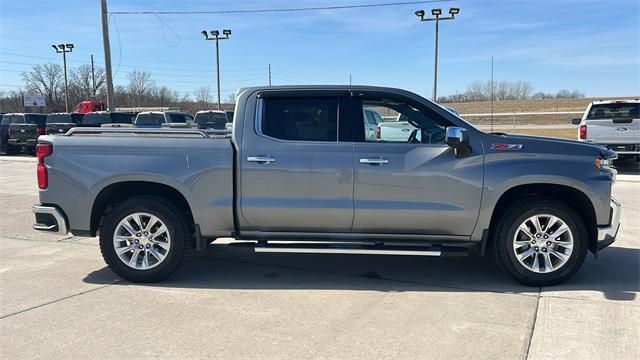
[99,195,191,282]
[492,198,588,286]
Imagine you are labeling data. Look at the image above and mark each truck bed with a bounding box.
[38,128,236,237]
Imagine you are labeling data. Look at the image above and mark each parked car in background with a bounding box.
[224,110,234,123]
[73,101,105,114]
[6,113,47,154]
[45,113,84,135]
[364,108,383,140]
[0,113,11,154]
[194,110,228,129]
[33,85,620,287]
[82,111,136,128]
[573,99,640,160]
[134,111,194,128]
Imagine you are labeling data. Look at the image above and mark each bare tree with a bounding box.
[21,63,64,111]
[126,70,155,106]
[70,64,105,101]
[193,86,211,103]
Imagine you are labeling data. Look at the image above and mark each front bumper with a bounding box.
[596,197,621,251]
[32,205,69,235]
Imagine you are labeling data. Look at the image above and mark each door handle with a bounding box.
[359,158,389,165]
[247,156,276,164]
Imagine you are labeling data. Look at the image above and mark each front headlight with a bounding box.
[594,157,614,171]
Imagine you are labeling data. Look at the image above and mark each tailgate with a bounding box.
[9,124,37,141]
[46,123,74,135]
[586,118,640,144]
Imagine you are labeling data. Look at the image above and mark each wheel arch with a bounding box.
[487,183,598,253]
[90,181,195,238]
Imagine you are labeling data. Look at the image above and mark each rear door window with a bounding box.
[261,97,338,142]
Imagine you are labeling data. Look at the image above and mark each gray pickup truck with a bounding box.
[32,86,621,286]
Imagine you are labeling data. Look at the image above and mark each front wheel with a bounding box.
[492,198,588,286]
[99,196,190,282]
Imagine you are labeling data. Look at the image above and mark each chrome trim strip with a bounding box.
[255,247,441,256]
[32,205,68,235]
[597,197,621,241]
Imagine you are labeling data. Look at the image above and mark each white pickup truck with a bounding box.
[574,99,640,160]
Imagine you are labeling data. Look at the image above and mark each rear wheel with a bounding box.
[492,198,587,286]
[99,196,190,282]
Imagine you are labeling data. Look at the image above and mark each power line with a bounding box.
[110,1,455,15]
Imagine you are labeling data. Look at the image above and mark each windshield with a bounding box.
[135,113,165,125]
[166,113,193,124]
[587,103,639,120]
[46,114,72,124]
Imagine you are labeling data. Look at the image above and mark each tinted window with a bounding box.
[135,113,165,125]
[110,112,135,124]
[70,113,84,124]
[587,103,639,120]
[1,116,12,126]
[25,114,46,125]
[166,113,193,124]
[82,113,110,125]
[225,111,234,122]
[262,97,338,142]
[195,112,227,129]
[46,114,72,124]
[6,115,25,124]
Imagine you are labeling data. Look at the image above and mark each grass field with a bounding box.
[498,127,576,139]
[442,96,639,127]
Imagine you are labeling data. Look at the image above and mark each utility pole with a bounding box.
[268,64,272,86]
[202,29,231,110]
[101,0,116,111]
[491,56,494,133]
[415,7,460,102]
[52,43,74,112]
[349,74,352,86]
[91,54,96,97]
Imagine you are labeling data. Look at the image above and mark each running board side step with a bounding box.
[252,243,468,257]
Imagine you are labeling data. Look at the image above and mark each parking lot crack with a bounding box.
[0,283,115,320]
[523,286,542,360]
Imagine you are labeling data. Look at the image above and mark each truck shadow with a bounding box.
[615,158,639,175]
[84,245,639,301]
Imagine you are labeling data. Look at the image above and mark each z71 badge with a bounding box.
[491,143,523,151]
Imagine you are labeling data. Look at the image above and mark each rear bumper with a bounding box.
[8,139,37,146]
[596,197,621,251]
[599,144,640,155]
[32,205,69,236]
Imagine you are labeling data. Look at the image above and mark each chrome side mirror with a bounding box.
[445,127,471,157]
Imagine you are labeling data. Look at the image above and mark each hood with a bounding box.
[485,133,616,159]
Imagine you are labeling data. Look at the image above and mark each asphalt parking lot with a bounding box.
[0,156,638,359]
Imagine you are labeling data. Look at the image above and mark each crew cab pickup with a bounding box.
[32,86,621,286]
[574,99,640,160]
[6,113,47,153]
[45,113,84,135]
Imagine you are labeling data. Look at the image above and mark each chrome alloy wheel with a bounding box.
[512,214,574,274]
[113,212,171,270]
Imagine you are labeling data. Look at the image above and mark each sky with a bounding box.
[0,0,639,101]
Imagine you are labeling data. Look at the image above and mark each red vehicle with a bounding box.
[73,101,104,114]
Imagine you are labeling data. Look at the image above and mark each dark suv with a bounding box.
[46,113,84,135]
[6,113,47,154]
[81,111,136,127]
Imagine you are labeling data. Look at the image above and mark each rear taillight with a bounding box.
[36,143,53,189]
[376,126,381,140]
[579,124,587,139]
[37,127,46,137]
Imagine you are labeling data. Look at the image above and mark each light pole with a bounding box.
[201,29,231,110]
[415,7,459,102]
[52,43,74,112]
